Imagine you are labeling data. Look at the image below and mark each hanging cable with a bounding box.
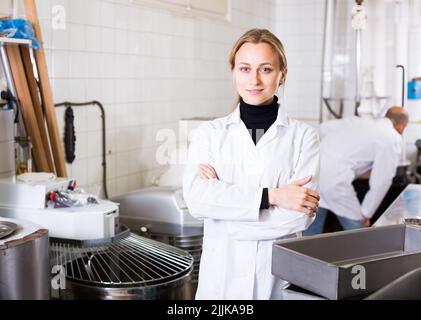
[64,106,76,163]
[55,101,108,199]
[1,89,21,123]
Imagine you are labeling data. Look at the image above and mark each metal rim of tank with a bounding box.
[58,271,193,300]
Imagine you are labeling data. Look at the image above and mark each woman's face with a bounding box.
[233,42,283,106]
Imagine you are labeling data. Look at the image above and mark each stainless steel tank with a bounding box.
[111,187,203,296]
[0,218,49,299]
[50,225,194,300]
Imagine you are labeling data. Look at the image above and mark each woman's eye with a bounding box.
[239,67,250,72]
[260,67,273,73]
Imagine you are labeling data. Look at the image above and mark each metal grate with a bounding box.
[50,233,193,288]
[151,234,202,283]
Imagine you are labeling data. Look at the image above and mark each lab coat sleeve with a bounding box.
[182,123,262,221]
[361,138,402,219]
[287,126,320,191]
[227,126,321,241]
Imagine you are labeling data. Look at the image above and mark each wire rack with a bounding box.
[50,233,193,288]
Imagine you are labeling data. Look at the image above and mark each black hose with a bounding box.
[64,106,76,163]
[355,100,360,116]
[55,101,108,199]
[323,98,343,119]
[1,89,20,123]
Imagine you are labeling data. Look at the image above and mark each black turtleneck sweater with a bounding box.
[239,96,279,210]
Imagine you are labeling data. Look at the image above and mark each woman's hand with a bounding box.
[199,164,219,180]
[268,176,319,217]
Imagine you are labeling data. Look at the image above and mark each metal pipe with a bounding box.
[351,0,367,116]
[355,29,362,115]
[0,43,27,137]
[319,0,330,123]
[12,0,18,18]
[396,65,405,107]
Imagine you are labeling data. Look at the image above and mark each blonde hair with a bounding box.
[228,28,288,106]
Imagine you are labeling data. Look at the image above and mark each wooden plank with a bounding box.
[6,44,51,173]
[23,0,67,177]
[20,45,55,173]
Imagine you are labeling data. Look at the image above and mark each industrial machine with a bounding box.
[50,225,194,300]
[0,175,194,300]
[112,186,203,297]
[0,175,118,240]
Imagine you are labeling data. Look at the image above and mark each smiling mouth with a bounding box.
[247,89,264,95]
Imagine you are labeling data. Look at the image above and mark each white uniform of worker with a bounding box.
[319,116,403,221]
[183,105,320,300]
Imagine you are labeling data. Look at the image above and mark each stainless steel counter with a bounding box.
[374,184,421,227]
[279,184,421,300]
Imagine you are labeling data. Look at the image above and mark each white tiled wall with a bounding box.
[380,0,421,165]
[0,0,325,197]
[272,0,325,127]
[0,2,10,17]
[3,0,270,197]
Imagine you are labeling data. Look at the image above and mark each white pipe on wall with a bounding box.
[409,28,421,80]
[358,0,387,117]
[408,0,421,80]
[322,0,335,99]
[372,0,386,109]
[393,0,409,164]
[394,0,409,107]
[320,0,335,123]
[12,0,18,18]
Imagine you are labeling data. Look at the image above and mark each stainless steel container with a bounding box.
[50,226,194,300]
[122,220,202,291]
[0,219,49,300]
[59,274,192,300]
[273,224,421,300]
[111,187,203,296]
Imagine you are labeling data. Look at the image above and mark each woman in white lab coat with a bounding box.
[183,28,320,300]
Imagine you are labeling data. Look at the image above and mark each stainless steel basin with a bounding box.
[272,224,421,299]
[365,267,421,300]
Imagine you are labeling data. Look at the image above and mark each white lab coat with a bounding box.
[183,104,320,300]
[318,116,403,221]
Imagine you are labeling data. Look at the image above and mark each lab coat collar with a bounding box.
[380,117,399,136]
[225,100,290,128]
[383,117,394,129]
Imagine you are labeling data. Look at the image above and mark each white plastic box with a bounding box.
[0,200,119,240]
[0,176,71,209]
